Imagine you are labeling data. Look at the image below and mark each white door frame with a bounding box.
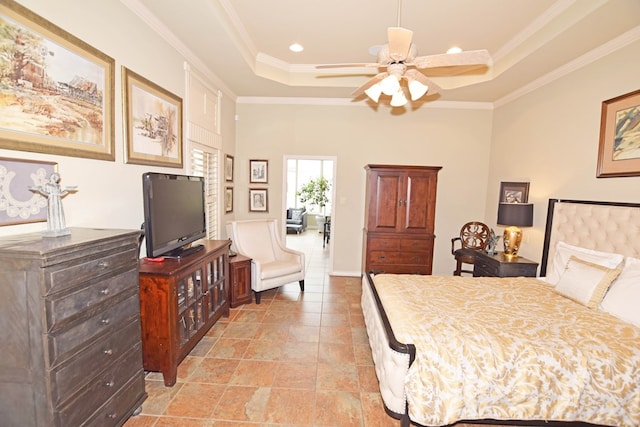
[282,155,337,275]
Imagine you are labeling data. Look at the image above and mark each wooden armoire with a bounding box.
[363,164,441,275]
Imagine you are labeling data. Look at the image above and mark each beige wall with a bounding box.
[2,1,638,277]
[0,0,236,239]
[487,39,640,265]
[234,103,493,275]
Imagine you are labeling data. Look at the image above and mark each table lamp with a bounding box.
[497,203,533,259]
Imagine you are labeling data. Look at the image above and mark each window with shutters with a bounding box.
[189,143,218,239]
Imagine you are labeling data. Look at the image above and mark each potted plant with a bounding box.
[297,176,330,227]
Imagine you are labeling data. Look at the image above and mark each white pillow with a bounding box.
[546,241,624,285]
[601,257,640,327]
[554,256,621,309]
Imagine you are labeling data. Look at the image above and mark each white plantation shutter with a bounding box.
[190,144,218,239]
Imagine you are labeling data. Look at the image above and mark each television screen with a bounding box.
[142,172,206,258]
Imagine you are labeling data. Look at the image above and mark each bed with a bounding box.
[361,199,640,427]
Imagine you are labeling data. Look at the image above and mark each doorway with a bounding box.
[282,155,336,275]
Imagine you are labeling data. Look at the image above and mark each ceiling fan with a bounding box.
[316,2,491,107]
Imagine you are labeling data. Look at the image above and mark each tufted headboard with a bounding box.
[540,199,640,276]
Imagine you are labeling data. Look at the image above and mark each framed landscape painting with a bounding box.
[597,89,640,178]
[0,1,115,160]
[225,187,233,213]
[123,67,183,168]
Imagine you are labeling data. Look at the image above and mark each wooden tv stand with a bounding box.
[138,239,231,386]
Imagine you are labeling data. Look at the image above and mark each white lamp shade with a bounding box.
[408,79,428,101]
[390,89,408,107]
[364,84,382,102]
[380,74,400,96]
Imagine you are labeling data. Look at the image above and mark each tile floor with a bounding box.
[123,230,510,427]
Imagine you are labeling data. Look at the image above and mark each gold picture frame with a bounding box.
[597,89,640,178]
[0,0,115,160]
[123,67,183,168]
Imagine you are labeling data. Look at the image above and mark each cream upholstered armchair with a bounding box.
[226,219,305,303]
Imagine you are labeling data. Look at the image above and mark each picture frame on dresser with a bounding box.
[0,1,115,161]
[597,89,640,178]
[122,67,183,168]
[499,181,529,203]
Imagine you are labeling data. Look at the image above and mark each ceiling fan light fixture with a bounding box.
[364,83,383,103]
[390,89,408,107]
[408,78,428,101]
[380,74,400,96]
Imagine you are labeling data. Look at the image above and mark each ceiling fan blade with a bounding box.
[387,27,413,61]
[316,63,381,69]
[412,49,491,69]
[405,69,441,96]
[351,73,386,97]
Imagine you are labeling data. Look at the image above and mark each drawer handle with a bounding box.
[378,255,386,260]
[412,256,421,262]
[97,260,109,269]
[104,380,115,388]
[106,413,117,419]
[101,318,110,325]
[103,349,113,355]
[100,288,109,295]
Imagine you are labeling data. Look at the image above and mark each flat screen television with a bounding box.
[142,172,207,258]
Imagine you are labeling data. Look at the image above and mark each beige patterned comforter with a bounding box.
[372,274,640,427]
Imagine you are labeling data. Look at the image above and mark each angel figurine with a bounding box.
[485,228,501,255]
[30,172,77,237]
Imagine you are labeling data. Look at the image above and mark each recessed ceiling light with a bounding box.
[289,43,304,53]
[447,46,462,54]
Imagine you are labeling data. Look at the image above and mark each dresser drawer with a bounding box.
[400,238,432,251]
[50,318,141,405]
[367,263,432,275]
[368,250,431,266]
[367,237,400,251]
[56,346,143,427]
[473,258,499,277]
[46,248,137,295]
[47,291,139,367]
[46,268,138,332]
[83,373,146,427]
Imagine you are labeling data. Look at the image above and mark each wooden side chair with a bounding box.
[451,221,490,276]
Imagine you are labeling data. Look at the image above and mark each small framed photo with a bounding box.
[249,188,268,212]
[597,89,640,178]
[499,182,529,203]
[225,187,233,213]
[249,159,268,184]
[224,154,234,182]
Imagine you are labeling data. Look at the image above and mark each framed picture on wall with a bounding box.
[225,187,233,213]
[123,67,183,168]
[597,89,640,178]
[225,155,234,182]
[249,188,268,212]
[499,182,529,203]
[249,159,268,184]
[0,1,115,161]
[0,157,57,226]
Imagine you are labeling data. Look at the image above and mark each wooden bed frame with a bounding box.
[362,198,640,427]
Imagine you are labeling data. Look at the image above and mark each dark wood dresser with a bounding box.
[229,254,252,307]
[473,251,539,277]
[363,164,441,275]
[0,228,146,427]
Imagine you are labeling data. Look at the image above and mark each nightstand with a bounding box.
[229,255,252,307]
[472,251,538,277]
